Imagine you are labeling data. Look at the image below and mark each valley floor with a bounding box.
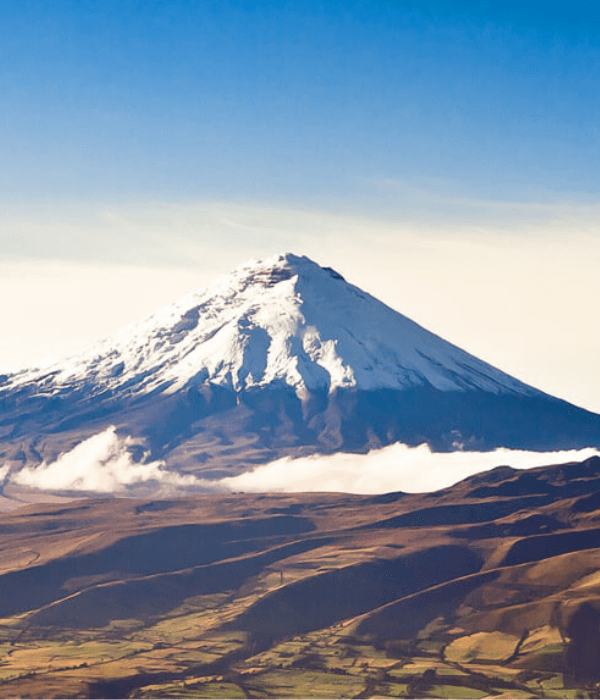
[0,458,600,697]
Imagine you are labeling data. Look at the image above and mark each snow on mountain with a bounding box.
[4,253,540,400]
[2,252,600,485]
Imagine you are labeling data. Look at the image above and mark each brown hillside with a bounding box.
[0,458,600,697]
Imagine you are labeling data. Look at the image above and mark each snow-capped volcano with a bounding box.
[5,253,539,399]
[2,253,600,479]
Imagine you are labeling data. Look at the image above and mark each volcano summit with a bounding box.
[1,253,599,479]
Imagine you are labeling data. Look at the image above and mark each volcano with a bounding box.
[1,253,599,480]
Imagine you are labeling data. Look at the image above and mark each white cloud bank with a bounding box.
[218,443,600,494]
[7,428,600,496]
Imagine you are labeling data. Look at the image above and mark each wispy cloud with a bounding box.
[11,427,200,493]
[3,193,600,268]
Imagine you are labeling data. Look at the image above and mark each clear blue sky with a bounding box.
[1,0,599,213]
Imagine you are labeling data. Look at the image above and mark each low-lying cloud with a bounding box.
[217,443,600,494]
[8,428,600,495]
[12,427,200,493]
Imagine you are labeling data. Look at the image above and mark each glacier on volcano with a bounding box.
[4,253,542,400]
[2,252,600,488]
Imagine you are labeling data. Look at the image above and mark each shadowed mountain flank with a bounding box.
[0,516,315,617]
[230,545,483,643]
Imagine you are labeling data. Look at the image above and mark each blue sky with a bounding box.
[1,0,600,413]
[1,0,599,211]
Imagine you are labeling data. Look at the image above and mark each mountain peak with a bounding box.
[226,253,346,289]
[6,252,539,400]
[3,253,600,476]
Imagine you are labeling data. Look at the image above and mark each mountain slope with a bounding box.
[1,253,599,479]
[2,254,540,397]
